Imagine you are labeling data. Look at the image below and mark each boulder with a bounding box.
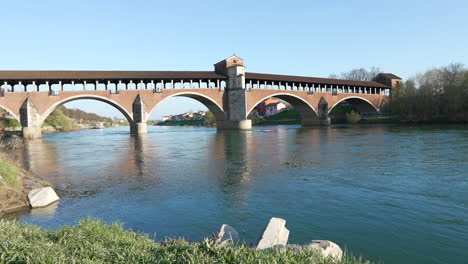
[256,217,289,250]
[213,224,239,245]
[28,187,60,208]
[306,240,343,260]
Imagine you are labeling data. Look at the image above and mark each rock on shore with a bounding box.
[306,240,343,260]
[28,187,60,208]
[213,224,239,245]
[255,217,290,250]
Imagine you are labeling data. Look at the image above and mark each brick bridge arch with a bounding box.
[247,92,319,121]
[41,94,134,126]
[0,103,20,122]
[328,96,381,114]
[145,90,226,122]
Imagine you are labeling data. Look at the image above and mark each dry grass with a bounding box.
[0,153,48,215]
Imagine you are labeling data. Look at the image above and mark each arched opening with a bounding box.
[0,104,21,132]
[329,97,379,123]
[40,96,133,131]
[147,92,225,126]
[247,94,319,125]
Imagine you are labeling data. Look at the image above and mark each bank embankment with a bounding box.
[0,218,373,264]
[156,120,204,126]
[0,154,49,216]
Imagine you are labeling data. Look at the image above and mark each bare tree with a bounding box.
[329,67,382,81]
[390,63,467,122]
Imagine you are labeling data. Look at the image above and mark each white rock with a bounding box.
[214,224,239,245]
[28,187,60,208]
[0,175,3,181]
[256,217,289,250]
[306,240,343,260]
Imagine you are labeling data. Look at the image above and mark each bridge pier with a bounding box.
[131,95,148,135]
[20,98,42,139]
[22,126,42,139]
[217,120,252,130]
[130,122,148,134]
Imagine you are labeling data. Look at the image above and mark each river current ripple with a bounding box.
[5,124,468,264]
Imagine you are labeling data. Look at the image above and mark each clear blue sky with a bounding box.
[1,0,467,119]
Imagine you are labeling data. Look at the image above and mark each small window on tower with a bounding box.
[233,60,237,63]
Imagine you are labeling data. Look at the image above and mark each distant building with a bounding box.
[265,102,286,116]
[165,111,207,121]
[193,111,206,120]
[256,98,287,116]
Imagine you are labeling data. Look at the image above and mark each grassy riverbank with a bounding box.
[0,154,49,215]
[156,120,204,126]
[0,218,374,264]
[0,155,28,214]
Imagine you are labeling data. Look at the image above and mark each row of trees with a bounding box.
[329,67,382,81]
[389,63,468,122]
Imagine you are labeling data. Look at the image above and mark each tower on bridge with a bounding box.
[214,55,252,130]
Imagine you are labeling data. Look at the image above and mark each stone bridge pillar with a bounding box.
[215,56,251,130]
[301,97,331,126]
[20,98,42,139]
[130,95,148,134]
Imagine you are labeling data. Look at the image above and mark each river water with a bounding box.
[4,125,468,264]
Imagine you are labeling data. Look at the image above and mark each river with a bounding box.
[4,125,468,264]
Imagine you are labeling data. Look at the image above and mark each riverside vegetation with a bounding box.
[0,150,49,215]
[0,218,374,264]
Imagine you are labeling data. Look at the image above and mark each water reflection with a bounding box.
[18,138,60,181]
[211,131,253,188]
[116,134,153,179]
[1,125,467,264]
[30,202,59,219]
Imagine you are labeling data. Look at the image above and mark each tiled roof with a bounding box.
[0,71,226,82]
[377,73,402,80]
[245,72,389,88]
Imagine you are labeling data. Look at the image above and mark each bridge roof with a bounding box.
[0,70,390,88]
[245,72,389,88]
[0,71,226,82]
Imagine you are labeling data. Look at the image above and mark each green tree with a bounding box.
[389,63,467,123]
[44,108,74,130]
[203,111,216,126]
[346,110,361,123]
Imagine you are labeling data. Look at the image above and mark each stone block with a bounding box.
[306,240,343,260]
[28,187,60,208]
[213,224,239,245]
[256,217,289,250]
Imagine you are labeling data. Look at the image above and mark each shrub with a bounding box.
[346,111,361,124]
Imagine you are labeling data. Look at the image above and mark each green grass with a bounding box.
[0,158,23,187]
[264,110,301,119]
[0,219,375,264]
[0,118,21,128]
[156,120,204,126]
